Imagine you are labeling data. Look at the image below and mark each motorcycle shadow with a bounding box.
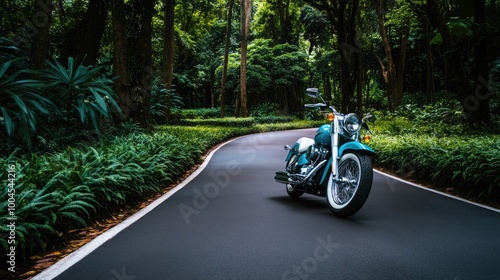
[268,195,328,212]
[267,195,374,224]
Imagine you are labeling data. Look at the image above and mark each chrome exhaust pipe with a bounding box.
[274,160,327,185]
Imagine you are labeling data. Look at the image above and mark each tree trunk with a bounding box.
[220,0,235,118]
[239,0,252,117]
[427,0,489,124]
[277,0,293,44]
[338,0,360,113]
[471,0,490,124]
[129,0,154,125]
[396,27,409,106]
[357,55,363,115]
[111,0,131,120]
[373,0,398,112]
[29,0,53,70]
[425,18,435,103]
[301,0,361,113]
[75,0,108,66]
[163,0,175,90]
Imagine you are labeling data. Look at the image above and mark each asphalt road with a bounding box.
[36,129,500,280]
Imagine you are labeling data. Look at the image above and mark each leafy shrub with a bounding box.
[0,60,58,150]
[37,57,122,135]
[177,117,255,127]
[180,107,225,119]
[371,111,500,200]
[149,78,184,123]
[251,103,285,117]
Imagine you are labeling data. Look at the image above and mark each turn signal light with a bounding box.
[327,113,335,121]
[362,135,371,144]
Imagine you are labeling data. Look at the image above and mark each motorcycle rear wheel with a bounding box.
[326,153,373,217]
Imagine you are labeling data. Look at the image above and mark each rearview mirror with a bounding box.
[306,88,320,99]
[363,113,376,123]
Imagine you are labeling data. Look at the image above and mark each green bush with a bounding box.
[0,60,58,149]
[37,57,122,135]
[180,108,228,119]
[371,113,500,200]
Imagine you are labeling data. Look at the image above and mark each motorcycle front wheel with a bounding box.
[326,153,373,217]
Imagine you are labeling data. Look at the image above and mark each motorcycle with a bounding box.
[274,88,375,217]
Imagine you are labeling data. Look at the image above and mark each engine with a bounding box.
[292,144,329,176]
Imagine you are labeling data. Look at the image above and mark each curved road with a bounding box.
[36,129,500,280]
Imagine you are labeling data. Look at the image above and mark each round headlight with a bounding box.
[344,113,361,134]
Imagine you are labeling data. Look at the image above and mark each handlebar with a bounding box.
[304,103,328,109]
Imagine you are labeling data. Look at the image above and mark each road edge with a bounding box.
[374,169,500,214]
[31,136,241,280]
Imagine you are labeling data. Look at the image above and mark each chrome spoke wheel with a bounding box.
[333,159,360,205]
[326,153,373,217]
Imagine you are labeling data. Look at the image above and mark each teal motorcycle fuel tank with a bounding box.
[314,124,331,146]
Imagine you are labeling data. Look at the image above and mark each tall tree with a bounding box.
[74,0,108,66]
[471,0,490,124]
[240,0,252,117]
[372,0,415,111]
[220,0,235,117]
[129,0,154,124]
[254,0,300,45]
[163,0,175,89]
[111,0,131,119]
[427,0,491,124]
[29,0,53,70]
[301,0,360,113]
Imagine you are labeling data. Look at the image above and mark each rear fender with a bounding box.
[285,143,300,162]
[285,147,310,166]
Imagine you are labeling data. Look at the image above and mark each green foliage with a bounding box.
[149,78,184,123]
[1,41,124,153]
[371,107,500,200]
[37,57,122,135]
[179,107,232,119]
[0,59,58,149]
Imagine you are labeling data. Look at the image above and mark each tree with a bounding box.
[163,0,175,90]
[427,0,491,124]
[372,0,417,111]
[73,0,109,66]
[254,0,302,45]
[111,0,131,119]
[271,44,307,114]
[240,0,252,117]
[29,0,53,71]
[129,0,155,124]
[470,0,490,124]
[221,0,235,117]
[301,0,361,113]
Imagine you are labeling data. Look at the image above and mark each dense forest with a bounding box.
[1,0,499,151]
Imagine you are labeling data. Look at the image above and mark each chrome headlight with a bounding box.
[343,113,361,134]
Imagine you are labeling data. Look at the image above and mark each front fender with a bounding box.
[338,142,375,157]
[319,142,374,186]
